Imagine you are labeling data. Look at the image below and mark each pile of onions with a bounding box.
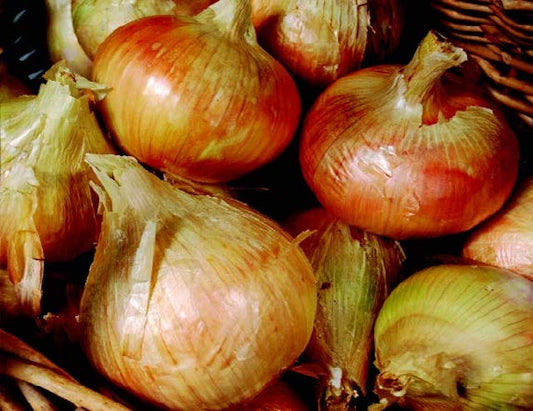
[0,62,115,316]
[72,0,215,60]
[79,153,316,410]
[373,264,533,410]
[284,207,405,408]
[251,0,404,88]
[463,176,533,280]
[299,30,520,239]
[92,0,301,183]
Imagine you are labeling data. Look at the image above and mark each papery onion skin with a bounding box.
[373,264,533,410]
[284,207,405,407]
[463,176,533,280]
[299,31,519,239]
[72,0,215,60]
[92,1,301,183]
[0,63,116,315]
[79,154,316,410]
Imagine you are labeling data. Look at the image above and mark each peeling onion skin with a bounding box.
[373,264,533,410]
[463,176,533,280]
[79,154,317,410]
[92,0,302,183]
[299,31,520,239]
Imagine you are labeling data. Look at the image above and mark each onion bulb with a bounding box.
[251,0,404,88]
[373,264,533,410]
[45,0,92,77]
[463,176,533,280]
[238,379,308,410]
[72,0,215,60]
[0,62,116,316]
[92,0,301,183]
[79,153,316,410]
[299,30,520,239]
[284,207,405,408]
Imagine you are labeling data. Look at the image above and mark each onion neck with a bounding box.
[197,0,257,45]
[375,351,466,408]
[401,31,467,106]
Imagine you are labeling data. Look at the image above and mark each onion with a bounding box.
[299,30,520,239]
[79,153,316,410]
[251,0,404,88]
[0,62,116,316]
[373,264,533,410]
[92,0,301,183]
[72,0,215,60]
[463,176,533,280]
[284,207,405,408]
[238,378,308,410]
[45,0,92,77]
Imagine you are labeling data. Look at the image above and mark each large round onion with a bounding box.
[79,154,316,410]
[299,31,519,239]
[92,0,301,183]
[373,264,533,409]
[463,176,533,280]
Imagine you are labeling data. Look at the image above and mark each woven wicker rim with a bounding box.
[432,0,533,126]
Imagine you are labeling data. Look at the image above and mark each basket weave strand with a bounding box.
[431,0,533,127]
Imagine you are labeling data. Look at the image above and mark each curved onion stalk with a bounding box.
[0,62,116,316]
[373,264,533,410]
[79,154,317,410]
[463,176,533,280]
[92,0,301,183]
[72,0,215,60]
[285,207,405,408]
[45,0,93,77]
[299,30,519,239]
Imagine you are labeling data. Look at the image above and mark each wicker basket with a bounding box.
[431,0,533,128]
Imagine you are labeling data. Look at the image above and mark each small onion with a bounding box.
[79,153,316,410]
[45,0,92,77]
[0,62,115,316]
[92,0,301,183]
[250,0,404,88]
[373,264,533,410]
[299,30,519,239]
[284,207,405,408]
[72,0,215,60]
[463,176,533,280]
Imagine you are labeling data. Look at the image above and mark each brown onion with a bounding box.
[92,0,301,183]
[79,153,316,410]
[251,0,404,88]
[238,378,308,410]
[299,31,519,239]
[463,176,533,280]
